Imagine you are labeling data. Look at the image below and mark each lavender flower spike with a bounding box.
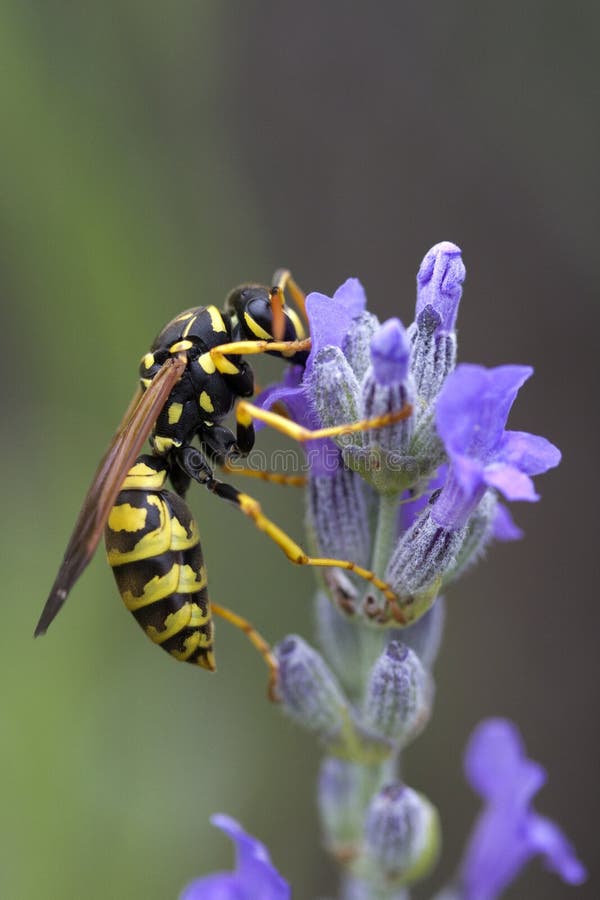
[179,814,290,900]
[431,364,561,530]
[457,719,586,899]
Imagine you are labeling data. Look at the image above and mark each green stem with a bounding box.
[372,492,400,578]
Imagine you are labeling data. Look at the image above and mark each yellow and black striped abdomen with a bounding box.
[104,457,215,671]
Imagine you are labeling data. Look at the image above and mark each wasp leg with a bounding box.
[201,478,400,610]
[210,601,279,701]
[220,460,307,487]
[234,399,413,443]
[209,337,312,372]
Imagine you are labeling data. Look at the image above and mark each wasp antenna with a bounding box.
[269,285,286,342]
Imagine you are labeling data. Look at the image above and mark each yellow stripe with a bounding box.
[199,390,214,413]
[107,496,170,565]
[243,311,271,340]
[198,352,216,374]
[168,402,183,424]
[120,563,180,611]
[207,305,227,333]
[182,315,198,338]
[153,435,180,455]
[141,352,155,370]
[287,307,306,340]
[237,407,252,428]
[197,648,216,671]
[146,604,192,645]
[108,503,147,533]
[169,340,193,353]
[170,516,200,550]
[214,355,239,375]
[141,377,152,389]
[188,602,210,627]
[121,463,167,491]
[177,563,208,593]
[170,631,202,661]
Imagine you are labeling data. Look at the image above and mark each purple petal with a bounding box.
[180,873,244,900]
[498,430,561,475]
[528,816,588,884]
[332,277,368,316]
[430,456,486,530]
[464,719,545,802]
[416,241,465,332]
[492,503,524,541]
[180,816,290,900]
[436,364,533,462]
[305,278,367,375]
[253,367,340,477]
[484,462,539,502]
[459,719,586,900]
[370,318,410,385]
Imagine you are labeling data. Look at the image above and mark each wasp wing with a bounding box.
[34,356,186,636]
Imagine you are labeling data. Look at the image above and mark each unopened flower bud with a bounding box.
[386,508,466,623]
[343,310,380,381]
[360,783,440,887]
[307,466,371,567]
[362,320,413,452]
[409,242,465,406]
[275,635,350,744]
[443,490,499,584]
[363,641,433,747]
[307,346,362,449]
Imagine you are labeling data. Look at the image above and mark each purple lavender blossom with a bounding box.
[179,815,290,900]
[416,241,466,333]
[431,364,561,530]
[370,317,410,386]
[458,719,586,899]
[255,278,368,476]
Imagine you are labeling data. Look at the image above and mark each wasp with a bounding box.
[35,271,410,696]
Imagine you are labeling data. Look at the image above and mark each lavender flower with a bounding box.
[179,814,290,900]
[431,364,561,530]
[456,719,586,899]
[409,241,465,405]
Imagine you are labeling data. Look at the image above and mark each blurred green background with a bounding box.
[1,3,598,899]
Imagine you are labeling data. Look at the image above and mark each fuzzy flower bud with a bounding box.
[386,506,466,623]
[275,635,351,745]
[363,641,433,747]
[307,465,372,567]
[342,310,380,381]
[359,783,440,887]
[307,346,362,449]
[409,242,465,406]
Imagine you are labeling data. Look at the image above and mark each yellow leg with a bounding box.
[236,399,413,442]
[210,337,312,372]
[220,460,307,487]
[211,601,279,701]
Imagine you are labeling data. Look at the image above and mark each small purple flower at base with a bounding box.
[179,815,290,900]
[457,719,586,900]
[431,364,561,530]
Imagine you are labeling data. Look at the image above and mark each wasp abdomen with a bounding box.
[104,457,215,670]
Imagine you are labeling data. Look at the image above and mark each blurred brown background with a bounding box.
[1,2,597,898]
